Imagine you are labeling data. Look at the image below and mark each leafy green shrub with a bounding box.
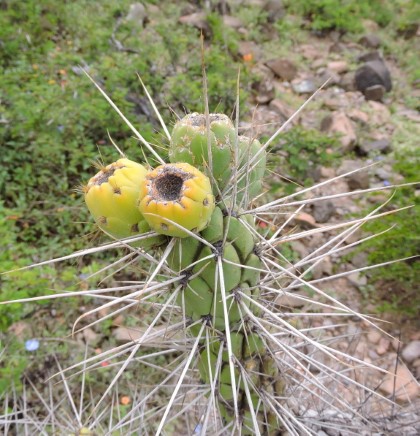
[285,0,393,33]
[268,126,339,194]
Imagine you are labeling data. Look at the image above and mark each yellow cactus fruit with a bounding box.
[84,158,163,248]
[138,163,215,238]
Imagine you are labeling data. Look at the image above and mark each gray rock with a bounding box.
[351,251,368,269]
[223,15,243,29]
[320,112,357,152]
[340,72,356,91]
[402,340,420,363]
[269,98,295,121]
[358,51,382,62]
[375,166,392,181]
[347,271,368,287]
[292,79,317,94]
[265,58,297,81]
[364,84,386,101]
[263,0,285,22]
[252,78,275,104]
[358,138,391,155]
[359,34,382,48]
[179,12,211,37]
[337,160,370,190]
[312,200,335,223]
[355,60,392,98]
[126,2,147,25]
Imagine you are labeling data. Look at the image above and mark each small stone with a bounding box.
[337,160,370,190]
[379,363,419,402]
[376,337,390,355]
[320,111,357,152]
[348,108,369,124]
[179,12,210,36]
[269,98,295,121]
[358,138,391,155]
[275,291,306,308]
[126,3,147,25]
[300,44,321,60]
[351,251,368,269]
[368,100,391,125]
[364,84,386,101]
[263,0,285,22]
[82,327,99,345]
[327,60,348,74]
[402,340,420,363]
[340,72,356,91]
[375,167,392,181]
[223,15,243,29]
[113,326,144,342]
[290,240,309,258]
[312,200,335,223]
[292,79,317,94]
[359,34,382,48]
[8,321,32,340]
[355,60,392,98]
[329,41,346,53]
[252,78,275,104]
[320,166,336,179]
[265,58,297,81]
[347,271,368,287]
[362,19,379,33]
[358,51,382,62]
[318,69,341,87]
[367,330,382,345]
[303,409,318,418]
[312,257,333,279]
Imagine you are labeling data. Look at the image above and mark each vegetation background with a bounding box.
[0,0,418,417]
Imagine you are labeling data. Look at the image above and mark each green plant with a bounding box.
[268,126,339,194]
[285,0,394,33]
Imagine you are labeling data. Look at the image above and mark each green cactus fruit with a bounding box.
[84,158,164,248]
[138,162,215,238]
[169,113,237,193]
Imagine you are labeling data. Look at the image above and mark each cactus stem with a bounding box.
[156,322,206,435]
[216,256,240,425]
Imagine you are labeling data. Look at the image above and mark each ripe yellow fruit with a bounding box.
[138,163,215,238]
[84,158,164,248]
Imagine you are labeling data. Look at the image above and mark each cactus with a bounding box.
[3,74,417,436]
